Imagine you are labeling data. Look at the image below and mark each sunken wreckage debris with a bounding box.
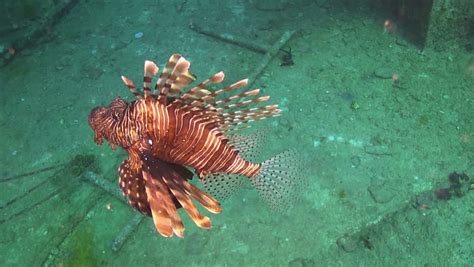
[0,0,81,67]
[189,22,296,86]
[0,155,94,225]
[337,171,472,253]
[83,171,146,252]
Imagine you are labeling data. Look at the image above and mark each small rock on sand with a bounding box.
[368,181,396,204]
[374,67,395,79]
[336,235,358,252]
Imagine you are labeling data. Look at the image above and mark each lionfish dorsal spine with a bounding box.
[179,71,224,101]
[214,88,261,105]
[155,54,191,104]
[121,75,142,99]
[120,55,280,133]
[199,78,249,106]
[181,76,247,109]
[143,60,159,99]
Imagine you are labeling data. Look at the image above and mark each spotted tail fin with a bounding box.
[201,149,305,209]
[251,149,306,211]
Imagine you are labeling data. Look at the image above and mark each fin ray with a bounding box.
[162,177,213,229]
[118,159,150,215]
[180,179,222,214]
[143,60,159,98]
[142,171,174,237]
[156,54,191,103]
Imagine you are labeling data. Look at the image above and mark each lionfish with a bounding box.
[88,54,303,238]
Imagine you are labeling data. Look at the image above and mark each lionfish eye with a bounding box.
[112,112,120,122]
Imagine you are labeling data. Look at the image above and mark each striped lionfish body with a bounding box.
[88,54,303,238]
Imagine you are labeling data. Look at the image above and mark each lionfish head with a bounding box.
[88,97,128,146]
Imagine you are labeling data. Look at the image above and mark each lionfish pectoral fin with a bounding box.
[140,152,221,230]
[179,179,222,214]
[118,159,151,216]
[159,167,222,229]
[142,171,174,237]
[162,177,214,229]
[142,170,185,238]
[202,173,246,202]
[251,149,307,212]
[93,130,104,145]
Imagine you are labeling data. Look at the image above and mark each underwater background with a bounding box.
[1,0,473,266]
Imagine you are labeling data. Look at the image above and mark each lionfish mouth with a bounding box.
[88,107,103,128]
[88,106,108,145]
